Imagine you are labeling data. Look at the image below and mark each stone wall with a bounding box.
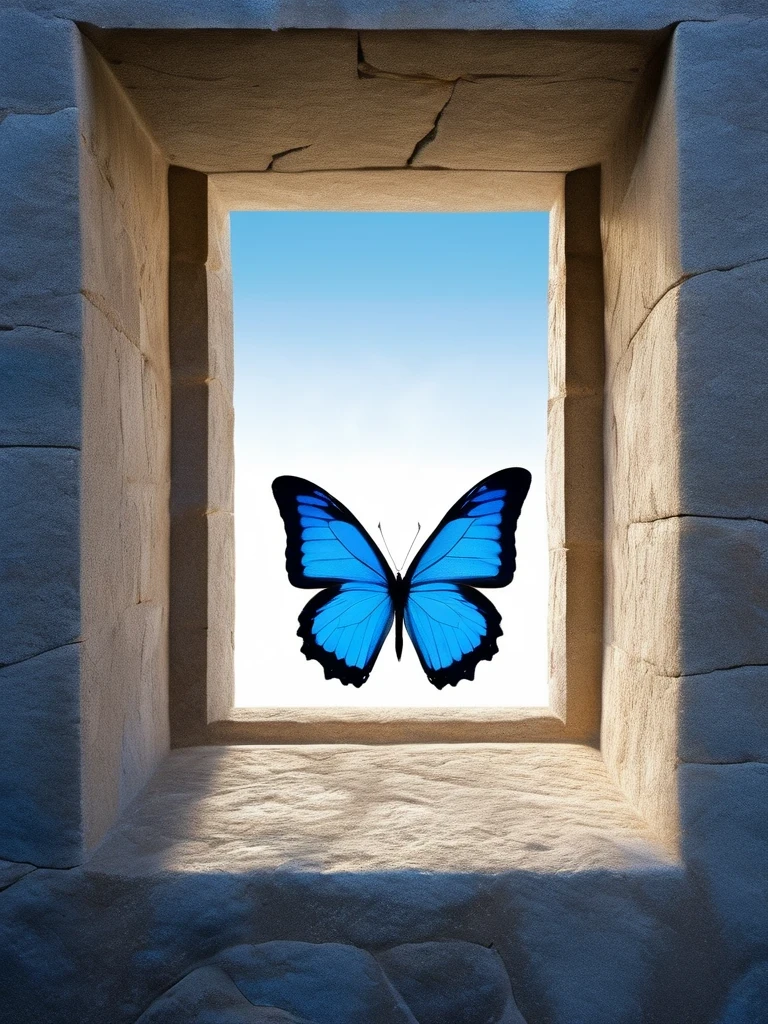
[1,2,766,1020]
[78,36,171,849]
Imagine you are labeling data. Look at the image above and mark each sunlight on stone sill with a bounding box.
[88,744,679,877]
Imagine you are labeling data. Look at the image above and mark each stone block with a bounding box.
[679,666,768,765]
[0,8,78,114]
[0,859,36,893]
[411,76,637,172]
[0,645,81,867]
[678,262,768,522]
[680,764,768,953]
[377,940,526,1024]
[680,518,768,677]
[0,448,80,666]
[136,965,312,1022]
[0,326,81,447]
[601,644,680,845]
[717,962,768,1024]
[612,516,768,677]
[0,109,81,336]
[608,261,768,526]
[15,0,768,30]
[610,519,681,676]
[86,29,455,173]
[607,285,680,527]
[215,943,417,1023]
[675,20,768,274]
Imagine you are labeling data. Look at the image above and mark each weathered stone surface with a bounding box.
[0,448,80,667]
[0,645,81,867]
[86,29,454,173]
[0,109,80,336]
[717,962,768,1024]
[78,36,170,849]
[0,326,81,447]
[678,666,768,765]
[0,8,77,113]
[214,943,417,1023]
[377,939,526,1024]
[680,764,768,953]
[678,262,768,522]
[601,644,680,844]
[411,77,638,171]
[136,965,314,1023]
[609,516,768,678]
[601,47,680,372]
[675,20,768,275]
[89,745,672,876]
[8,0,768,30]
[679,518,768,678]
[0,859,36,893]
[0,745,713,1024]
[603,20,768,365]
[217,169,562,212]
[609,251,768,527]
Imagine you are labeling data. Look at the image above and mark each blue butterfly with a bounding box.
[271,468,531,689]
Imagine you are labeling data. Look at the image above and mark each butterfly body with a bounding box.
[272,468,531,689]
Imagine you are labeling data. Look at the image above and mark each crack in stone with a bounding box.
[607,643,768,682]
[6,323,79,339]
[357,37,637,86]
[406,81,457,167]
[0,639,81,672]
[106,59,230,84]
[635,513,768,527]
[614,256,768,374]
[266,145,311,171]
[81,289,142,354]
[0,444,80,450]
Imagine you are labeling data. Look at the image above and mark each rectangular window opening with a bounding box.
[231,211,550,710]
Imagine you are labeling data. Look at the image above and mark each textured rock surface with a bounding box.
[88,745,672,876]
[0,646,81,866]
[0,449,80,668]
[0,109,81,337]
[137,940,527,1023]
[78,35,171,849]
[0,859,36,893]
[1,745,726,1024]
[84,28,664,175]
[5,0,768,29]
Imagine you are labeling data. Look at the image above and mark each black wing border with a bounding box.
[272,475,395,590]
[404,467,532,589]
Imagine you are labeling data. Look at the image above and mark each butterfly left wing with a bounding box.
[403,468,531,688]
[272,476,396,685]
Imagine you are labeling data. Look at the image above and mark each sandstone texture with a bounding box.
[1,745,726,1024]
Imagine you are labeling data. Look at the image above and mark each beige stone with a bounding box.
[217,169,562,212]
[90,744,672,876]
[85,29,453,173]
[411,77,639,171]
[78,36,170,849]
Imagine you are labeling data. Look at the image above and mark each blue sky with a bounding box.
[232,211,550,707]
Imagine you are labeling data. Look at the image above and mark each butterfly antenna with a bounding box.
[399,523,421,572]
[377,523,398,573]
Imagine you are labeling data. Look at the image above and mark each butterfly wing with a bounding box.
[272,476,396,685]
[403,468,531,688]
[297,584,394,686]
[404,583,502,689]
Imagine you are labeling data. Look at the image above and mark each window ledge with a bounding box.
[90,743,676,877]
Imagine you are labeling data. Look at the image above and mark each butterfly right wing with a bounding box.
[272,476,396,685]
